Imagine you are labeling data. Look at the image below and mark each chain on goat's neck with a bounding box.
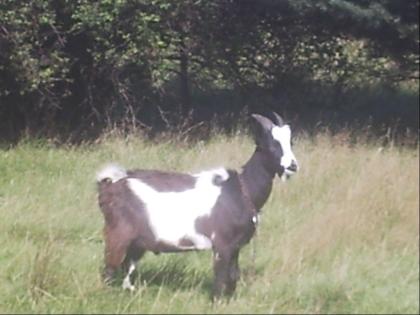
[238,174,258,224]
[238,174,259,277]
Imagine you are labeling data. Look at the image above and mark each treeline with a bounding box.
[0,0,418,142]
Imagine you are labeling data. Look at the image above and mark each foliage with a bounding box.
[0,0,418,141]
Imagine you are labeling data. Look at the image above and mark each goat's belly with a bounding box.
[153,234,213,253]
[144,211,214,251]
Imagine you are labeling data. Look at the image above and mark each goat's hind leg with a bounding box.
[102,231,131,286]
[121,259,136,291]
[102,247,127,286]
[121,245,146,291]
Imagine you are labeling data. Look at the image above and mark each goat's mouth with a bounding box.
[278,165,298,181]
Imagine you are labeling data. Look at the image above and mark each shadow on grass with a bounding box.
[107,253,265,298]
[108,254,213,296]
[139,259,213,294]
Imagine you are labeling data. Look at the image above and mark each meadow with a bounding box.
[0,128,418,314]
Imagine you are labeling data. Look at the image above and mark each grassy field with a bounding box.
[0,129,418,314]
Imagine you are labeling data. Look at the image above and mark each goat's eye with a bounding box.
[271,141,282,155]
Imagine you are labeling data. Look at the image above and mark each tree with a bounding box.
[0,0,418,142]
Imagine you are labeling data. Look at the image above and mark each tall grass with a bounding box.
[0,130,418,314]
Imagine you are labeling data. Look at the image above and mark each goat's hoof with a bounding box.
[122,283,135,292]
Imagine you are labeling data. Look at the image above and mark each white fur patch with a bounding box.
[127,168,229,251]
[271,125,298,172]
[193,167,230,183]
[96,163,127,183]
[211,232,216,240]
[122,261,136,291]
[252,215,258,224]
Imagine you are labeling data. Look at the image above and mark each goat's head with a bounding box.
[251,112,299,180]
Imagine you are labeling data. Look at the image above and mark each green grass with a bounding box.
[0,131,418,314]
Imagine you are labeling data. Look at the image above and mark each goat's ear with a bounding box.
[271,112,284,126]
[251,114,274,144]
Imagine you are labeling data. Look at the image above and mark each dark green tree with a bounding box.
[0,0,418,141]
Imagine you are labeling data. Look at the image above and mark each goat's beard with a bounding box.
[280,172,291,182]
[276,167,286,180]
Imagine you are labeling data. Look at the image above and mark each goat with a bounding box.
[96,113,298,299]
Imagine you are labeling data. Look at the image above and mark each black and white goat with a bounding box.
[96,113,298,299]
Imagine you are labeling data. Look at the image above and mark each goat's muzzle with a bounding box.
[279,160,298,181]
[287,161,298,173]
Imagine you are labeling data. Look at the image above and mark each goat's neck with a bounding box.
[240,149,276,212]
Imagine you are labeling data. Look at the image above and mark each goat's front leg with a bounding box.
[212,246,236,301]
[226,248,240,295]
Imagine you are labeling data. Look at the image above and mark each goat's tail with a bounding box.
[96,163,127,185]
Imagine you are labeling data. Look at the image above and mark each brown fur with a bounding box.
[126,169,196,192]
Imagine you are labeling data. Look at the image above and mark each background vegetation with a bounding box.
[0,0,418,143]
